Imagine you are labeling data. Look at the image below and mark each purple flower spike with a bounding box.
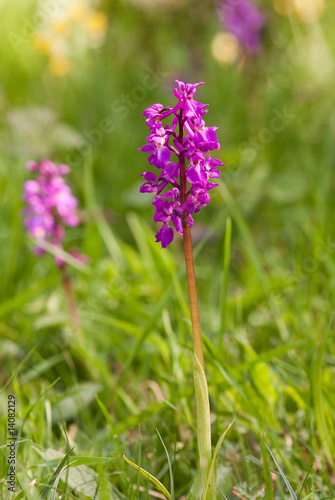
[139,81,224,248]
[23,158,83,266]
[219,0,265,54]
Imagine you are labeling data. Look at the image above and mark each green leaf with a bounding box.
[123,454,171,500]
[48,462,75,500]
[187,468,203,500]
[38,447,75,499]
[203,421,234,500]
[32,456,113,468]
[33,447,102,498]
[193,354,212,499]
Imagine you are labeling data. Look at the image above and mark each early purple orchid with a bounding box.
[218,0,265,54]
[23,159,81,266]
[139,80,224,248]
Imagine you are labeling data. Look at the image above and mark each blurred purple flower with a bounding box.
[139,81,224,248]
[23,159,82,266]
[218,0,265,53]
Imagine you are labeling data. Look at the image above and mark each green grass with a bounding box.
[1,0,335,498]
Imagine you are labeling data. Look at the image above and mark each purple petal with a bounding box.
[139,144,155,154]
[141,171,159,184]
[23,180,40,195]
[155,225,174,248]
[142,103,164,119]
[172,216,183,235]
[186,165,206,185]
[140,184,156,193]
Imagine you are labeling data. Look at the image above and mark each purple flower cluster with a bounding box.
[139,81,223,248]
[218,0,265,54]
[23,159,80,266]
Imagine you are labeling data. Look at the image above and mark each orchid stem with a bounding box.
[60,266,100,381]
[182,225,205,370]
[178,114,212,496]
[178,112,205,370]
[60,265,82,336]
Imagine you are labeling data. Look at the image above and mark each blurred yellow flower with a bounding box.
[49,57,71,77]
[84,11,108,37]
[33,34,52,56]
[211,32,240,66]
[32,0,108,77]
[70,4,88,22]
[293,0,324,23]
[273,0,324,22]
[51,19,70,36]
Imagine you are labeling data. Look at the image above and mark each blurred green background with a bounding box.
[1,0,335,498]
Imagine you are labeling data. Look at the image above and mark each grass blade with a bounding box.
[32,456,113,468]
[39,447,75,499]
[265,443,297,500]
[156,429,174,500]
[123,454,171,500]
[219,216,232,349]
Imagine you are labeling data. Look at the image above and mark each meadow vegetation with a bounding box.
[1,0,335,498]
